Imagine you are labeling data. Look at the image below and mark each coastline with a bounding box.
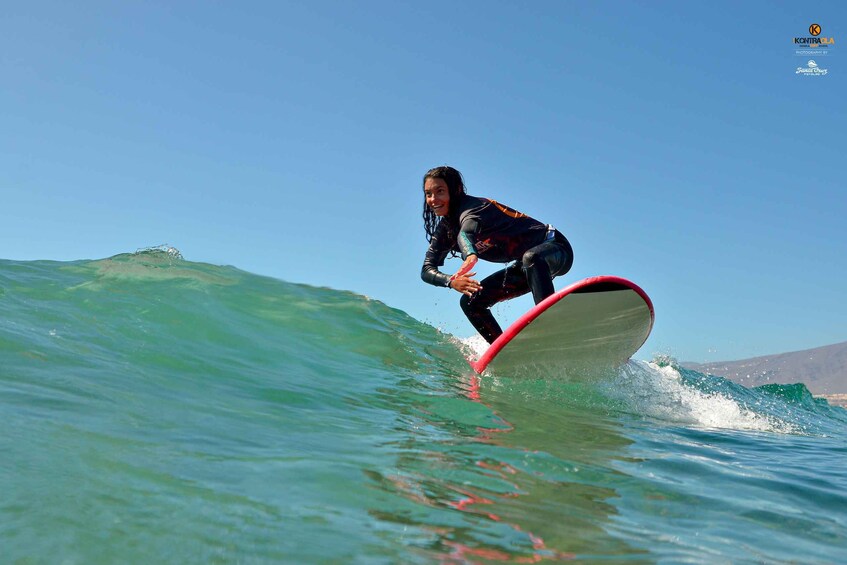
[818,394,847,408]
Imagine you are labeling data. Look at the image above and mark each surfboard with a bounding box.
[470,276,654,376]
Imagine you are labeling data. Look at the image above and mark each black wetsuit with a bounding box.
[421,195,574,344]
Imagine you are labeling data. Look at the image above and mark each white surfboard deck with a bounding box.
[470,276,654,377]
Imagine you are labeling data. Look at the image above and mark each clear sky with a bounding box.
[2,1,844,363]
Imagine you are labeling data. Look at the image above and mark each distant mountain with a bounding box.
[683,341,847,395]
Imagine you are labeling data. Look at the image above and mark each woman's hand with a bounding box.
[449,255,481,296]
[449,273,482,296]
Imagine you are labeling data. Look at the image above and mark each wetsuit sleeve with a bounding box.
[421,252,452,287]
[421,224,453,288]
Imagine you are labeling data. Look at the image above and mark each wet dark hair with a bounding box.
[422,165,467,246]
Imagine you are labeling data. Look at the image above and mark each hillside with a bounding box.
[683,341,847,396]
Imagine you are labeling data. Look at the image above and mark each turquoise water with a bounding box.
[2,250,846,564]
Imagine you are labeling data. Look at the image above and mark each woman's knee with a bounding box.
[524,244,572,278]
[459,293,472,313]
[460,292,486,315]
[521,248,542,271]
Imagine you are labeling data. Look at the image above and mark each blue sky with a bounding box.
[2,1,844,363]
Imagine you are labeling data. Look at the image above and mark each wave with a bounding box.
[3,249,842,435]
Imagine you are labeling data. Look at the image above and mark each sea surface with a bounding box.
[2,250,846,564]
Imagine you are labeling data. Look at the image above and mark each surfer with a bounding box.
[420,165,574,344]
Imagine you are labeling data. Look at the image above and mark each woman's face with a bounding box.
[424,177,450,217]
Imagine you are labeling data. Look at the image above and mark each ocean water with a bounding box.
[2,250,846,564]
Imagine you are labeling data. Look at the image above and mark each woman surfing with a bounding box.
[420,165,574,344]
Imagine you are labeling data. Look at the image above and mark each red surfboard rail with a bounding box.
[470,275,654,374]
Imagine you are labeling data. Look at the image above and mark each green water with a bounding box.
[2,250,846,563]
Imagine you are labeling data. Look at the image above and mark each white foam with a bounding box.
[459,334,489,359]
[610,360,798,434]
